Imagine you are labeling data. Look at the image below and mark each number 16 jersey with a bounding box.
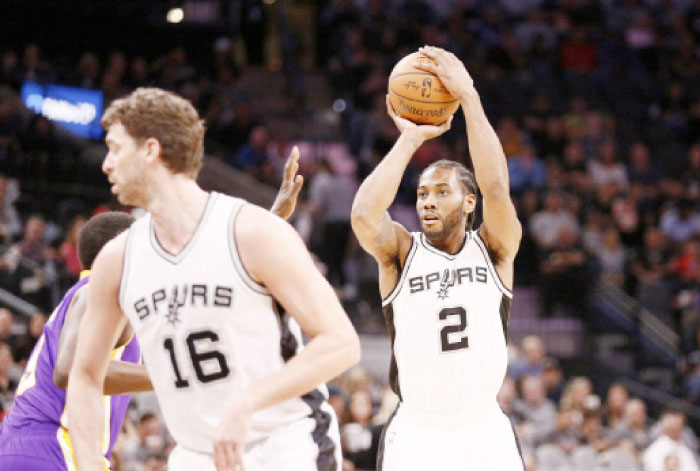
[382,229,513,416]
[119,192,333,454]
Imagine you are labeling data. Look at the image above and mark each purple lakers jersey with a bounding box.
[0,275,140,468]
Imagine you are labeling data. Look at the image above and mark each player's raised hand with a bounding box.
[414,46,474,101]
[213,401,252,471]
[386,94,453,142]
[270,146,304,221]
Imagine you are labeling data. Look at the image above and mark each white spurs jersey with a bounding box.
[382,229,512,416]
[119,192,332,453]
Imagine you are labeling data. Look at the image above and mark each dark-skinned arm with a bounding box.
[54,286,152,395]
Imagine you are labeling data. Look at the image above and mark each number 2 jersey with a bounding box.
[119,192,336,455]
[382,229,512,416]
[0,275,140,470]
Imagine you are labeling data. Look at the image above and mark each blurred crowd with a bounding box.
[1,0,700,469]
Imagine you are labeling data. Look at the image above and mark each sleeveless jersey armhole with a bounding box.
[381,234,418,307]
[473,230,513,298]
[228,202,271,296]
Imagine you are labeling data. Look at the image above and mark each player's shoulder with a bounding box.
[92,229,130,274]
[235,202,292,239]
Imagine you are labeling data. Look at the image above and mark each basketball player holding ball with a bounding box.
[352,46,524,470]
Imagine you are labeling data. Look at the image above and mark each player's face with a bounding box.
[103,123,148,206]
[416,167,473,240]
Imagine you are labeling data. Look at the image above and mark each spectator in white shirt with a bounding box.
[643,411,700,471]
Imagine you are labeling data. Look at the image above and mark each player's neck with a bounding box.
[425,229,467,255]
[147,176,210,255]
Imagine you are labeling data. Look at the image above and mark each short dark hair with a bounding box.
[421,159,478,229]
[78,212,135,269]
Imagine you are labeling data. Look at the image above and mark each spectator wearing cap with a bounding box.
[643,411,700,471]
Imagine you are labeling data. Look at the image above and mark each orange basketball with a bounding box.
[388,52,460,125]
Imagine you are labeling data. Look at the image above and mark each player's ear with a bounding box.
[143,137,161,165]
[462,193,476,215]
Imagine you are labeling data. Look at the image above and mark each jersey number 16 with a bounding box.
[163,330,230,388]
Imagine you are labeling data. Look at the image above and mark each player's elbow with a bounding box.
[53,367,69,390]
[336,327,362,369]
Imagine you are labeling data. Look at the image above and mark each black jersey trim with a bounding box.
[148,192,217,265]
[381,234,418,307]
[499,294,512,343]
[505,410,526,470]
[278,309,338,471]
[377,404,399,471]
[118,226,135,312]
[472,230,513,298]
[381,303,402,401]
[419,231,470,260]
[228,201,271,296]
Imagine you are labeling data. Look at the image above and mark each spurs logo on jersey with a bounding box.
[118,192,338,464]
[132,284,234,322]
[382,230,513,416]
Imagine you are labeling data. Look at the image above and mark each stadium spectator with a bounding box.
[509,335,547,380]
[11,310,46,364]
[0,343,19,412]
[0,174,21,243]
[603,383,630,430]
[308,158,356,289]
[643,411,700,471]
[341,389,381,470]
[539,227,593,317]
[514,375,557,448]
[530,192,581,250]
[609,398,651,451]
[120,412,171,471]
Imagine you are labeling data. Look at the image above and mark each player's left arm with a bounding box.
[66,234,130,471]
[269,146,304,220]
[53,288,152,395]
[212,204,360,471]
[417,46,522,282]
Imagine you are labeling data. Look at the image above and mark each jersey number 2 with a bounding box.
[439,307,469,352]
[163,330,230,388]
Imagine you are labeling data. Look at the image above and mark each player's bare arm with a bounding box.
[212,203,361,471]
[53,287,152,395]
[66,233,130,471]
[269,146,304,220]
[417,46,522,288]
[351,97,452,298]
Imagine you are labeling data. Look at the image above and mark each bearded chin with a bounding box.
[423,207,464,242]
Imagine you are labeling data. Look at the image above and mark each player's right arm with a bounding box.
[66,234,129,471]
[351,97,452,297]
[53,288,152,395]
[212,205,361,470]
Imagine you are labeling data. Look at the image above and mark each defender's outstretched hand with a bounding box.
[414,46,474,101]
[386,95,453,142]
[270,146,304,220]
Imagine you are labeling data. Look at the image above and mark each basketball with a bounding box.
[388,52,460,125]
